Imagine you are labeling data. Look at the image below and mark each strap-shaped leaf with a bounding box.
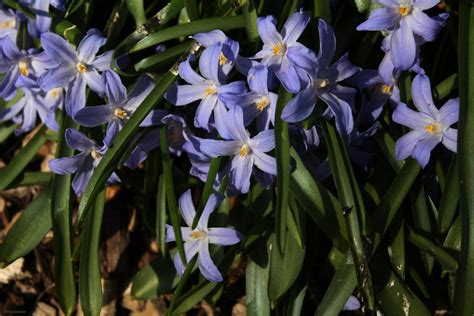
[0,183,52,267]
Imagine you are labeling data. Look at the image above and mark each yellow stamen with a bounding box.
[381,84,393,95]
[424,123,441,134]
[90,149,101,160]
[114,108,128,120]
[204,85,218,97]
[272,42,286,57]
[190,230,207,240]
[0,20,15,29]
[76,62,87,73]
[239,144,250,157]
[219,52,228,66]
[399,6,411,16]
[256,96,270,111]
[18,60,29,76]
[48,88,63,99]
[315,79,330,89]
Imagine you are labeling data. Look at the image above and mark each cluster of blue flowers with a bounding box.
[0,0,459,284]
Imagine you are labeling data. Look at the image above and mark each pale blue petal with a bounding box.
[193,30,227,47]
[199,139,241,157]
[230,155,253,193]
[356,8,400,31]
[257,15,282,46]
[411,73,438,117]
[390,19,416,70]
[71,156,94,196]
[249,129,275,152]
[408,8,444,41]
[48,153,85,175]
[92,51,113,71]
[77,28,107,64]
[65,128,96,151]
[442,128,457,153]
[392,103,432,130]
[248,65,269,95]
[318,19,336,70]
[39,64,76,91]
[199,43,222,83]
[197,193,224,230]
[395,130,426,160]
[66,75,86,116]
[253,151,277,175]
[320,92,354,135]
[166,83,206,106]
[178,189,196,227]
[207,227,243,246]
[276,57,300,93]
[194,94,218,130]
[439,98,459,127]
[178,57,205,85]
[198,241,223,282]
[282,10,310,44]
[40,32,76,65]
[412,135,440,168]
[103,70,126,105]
[73,105,113,127]
[83,69,105,96]
[281,87,317,123]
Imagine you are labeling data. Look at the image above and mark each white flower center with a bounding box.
[76,62,88,73]
[90,149,102,160]
[190,230,207,240]
[255,96,270,111]
[424,122,442,134]
[114,108,129,120]
[239,143,251,157]
[204,84,218,97]
[272,42,287,57]
[1,19,15,29]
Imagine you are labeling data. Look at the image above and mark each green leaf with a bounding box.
[246,237,271,316]
[51,114,77,315]
[126,0,146,26]
[0,125,49,191]
[156,175,167,257]
[0,123,15,143]
[243,0,259,46]
[65,0,84,18]
[268,232,305,302]
[131,253,179,300]
[274,86,292,254]
[354,0,371,12]
[134,41,192,72]
[0,184,52,266]
[131,16,246,52]
[453,2,474,314]
[79,190,105,316]
[289,148,348,251]
[6,172,51,190]
[438,157,459,235]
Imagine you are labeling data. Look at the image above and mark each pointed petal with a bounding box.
[282,10,310,44]
[197,241,223,282]
[392,103,432,130]
[178,57,205,85]
[248,65,269,94]
[40,32,76,65]
[207,227,243,245]
[39,65,75,91]
[178,189,196,227]
[320,92,354,135]
[439,98,459,127]
[125,74,155,111]
[281,87,317,123]
[230,155,253,193]
[166,83,206,106]
[408,8,444,41]
[390,20,416,70]
[442,127,457,153]
[193,30,227,47]
[318,19,336,70]
[194,95,218,130]
[71,156,94,196]
[253,151,277,175]
[77,29,107,64]
[411,73,438,117]
[65,128,95,151]
[276,58,300,93]
[92,50,113,71]
[257,15,282,46]
[173,240,200,275]
[412,135,440,168]
[48,154,84,174]
[199,139,241,157]
[199,43,221,83]
[197,193,224,230]
[83,69,105,96]
[66,75,86,116]
[356,8,400,31]
[395,130,426,160]
[103,70,126,105]
[249,129,275,152]
[74,104,113,127]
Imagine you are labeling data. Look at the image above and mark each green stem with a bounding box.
[454,1,474,314]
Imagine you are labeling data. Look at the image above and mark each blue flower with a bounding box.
[0,36,54,99]
[281,19,359,135]
[198,106,276,194]
[253,10,317,93]
[48,128,120,196]
[392,73,458,167]
[0,86,58,133]
[20,0,52,38]
[221,65,278,130]
[0,7,18,42]
[74,70,155,146]
[165,190,243,282]
[356,0,448,70]
[165,45,246,132]
[39,29,112,115]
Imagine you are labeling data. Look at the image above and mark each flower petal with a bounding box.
[412,135,440,168]
[318,19,336,70]
[193,30,227,47]
[74,104,113,127]
[390,19,416,70]
[194,94,218,130]
[356,8,400,31]
[282,10,310,44]
[320,92,354,135]
[178,57,205,85]
[66,75,86,116]
[178,189,196,227]
[40,32,76,65]
[411,73,438,117]
[281,86,317,123]
[207,227,243,245]
[125,74,155,111]
[230,155,253,193]
[199,139,241,157]
[48,154,85,175]
[103,70,126,105]
[65,128,95,151]
[71,156,94,196]
[392,103,432,130]
[39,64,76,91]
[166,83,206,106]
[198,241,223,282]
[199,43,222,83]
[197,192,224,230]
[408,8,444,41]
[257,15,282,46]
[442,127,457,153]
[249,129,275,152]
[439,98,459,127]
[248,65,269,94]
[253,151,277,175]
[77,29,107,64]
[83,69,105,96]
[173,240,200,275]
[275,57,301,93]
[395,130,426,161]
